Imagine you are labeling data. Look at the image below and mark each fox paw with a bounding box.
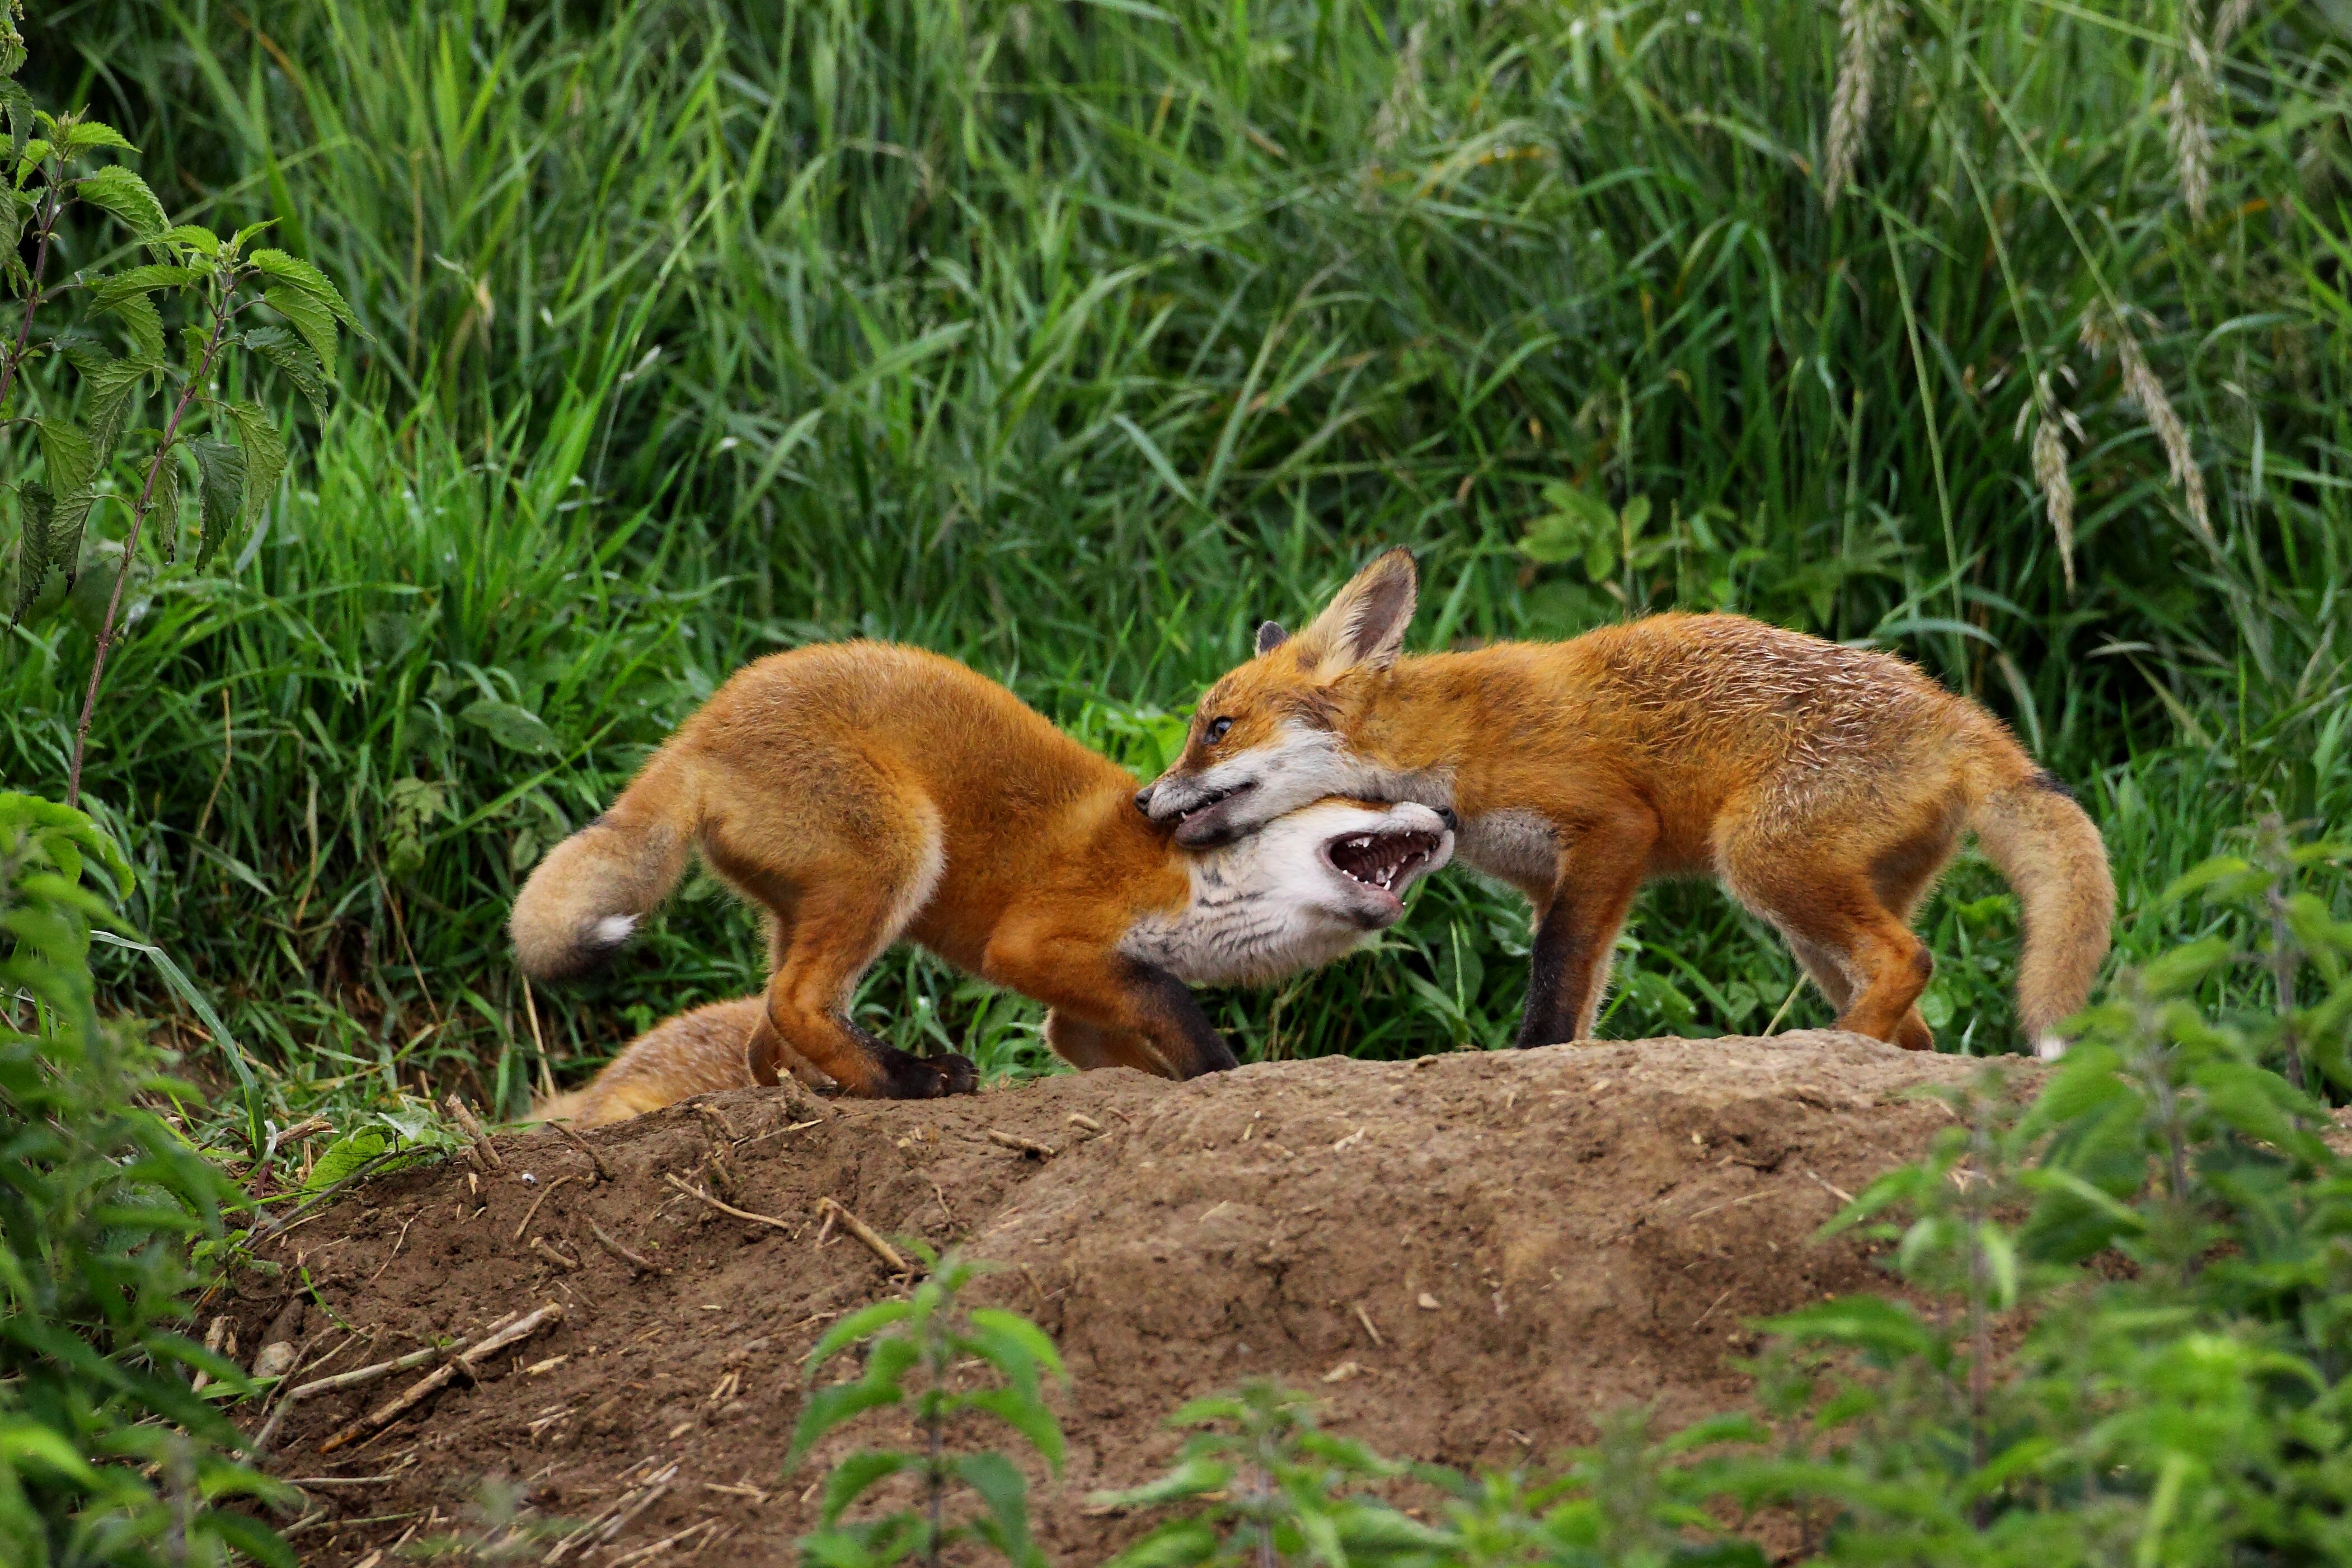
[881,1050,978,1098]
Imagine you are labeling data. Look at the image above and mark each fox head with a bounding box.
[1135,548,1422,847]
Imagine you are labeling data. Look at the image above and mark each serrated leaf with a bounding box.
[805,1300,916,1373]
[98,289,165,359]
[75,164,167,240]
[0,75,29,143]
[146,443,182,562]
[951,1450,1044,1568]
[818,1449,916,1523]
[180,323,213,372]
[89,264,196,308]
[786,1378,906,1474]
[162,223,220,255]
[62,122,138,156]
[232,218,278,251]
[264,284,338,381]
[961,1386,1065,1474]
[189,435,246,569]
[250,248,359,327]
[224,400,288,529]
[1100,1519,1220,1568]
[11,478,56,621]
[36,417,95,495]
[243,325,332,416]
[83,353,159,465]
[0,187,26,264]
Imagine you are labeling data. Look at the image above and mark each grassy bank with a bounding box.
[6,0,2349,1127]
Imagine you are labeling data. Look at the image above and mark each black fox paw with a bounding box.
[882,1050,978,1098]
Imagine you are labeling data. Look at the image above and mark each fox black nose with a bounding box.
[1133,787,1154,814]
[1438,807,1461,832]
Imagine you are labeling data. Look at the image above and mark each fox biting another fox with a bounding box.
[512,642,1450,1102]
[1137,550,2114,1057]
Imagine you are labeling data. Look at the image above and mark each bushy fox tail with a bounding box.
[1966,766,2115,1056]
[510,752,701,980]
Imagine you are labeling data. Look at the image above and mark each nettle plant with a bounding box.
[786,1247,1069,1568]
[0,39,350,807]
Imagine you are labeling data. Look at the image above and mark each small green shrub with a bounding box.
[786,1246,1068,1568]
[0,790,289,1566]
[0,19,349,806]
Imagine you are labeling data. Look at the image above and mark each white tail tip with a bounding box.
[591,914,640,947]
[2034,1033,2069,1060]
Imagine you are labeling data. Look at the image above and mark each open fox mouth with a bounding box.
[1323,826,1445,895]
[1176,780,1254,827]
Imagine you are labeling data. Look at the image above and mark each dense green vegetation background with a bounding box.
[4,0,2349,1121]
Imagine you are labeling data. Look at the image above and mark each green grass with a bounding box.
[6,0,2350,1133]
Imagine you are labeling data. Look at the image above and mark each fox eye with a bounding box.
[1205,717,1234,744]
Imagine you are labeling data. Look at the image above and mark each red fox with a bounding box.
[511,642,1452,1098]
[1135,551,2114,1057]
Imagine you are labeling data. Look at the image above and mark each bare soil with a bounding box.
[228,1031,2018,1564]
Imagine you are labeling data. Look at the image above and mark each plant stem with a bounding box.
[0,168,62,420]
[65,274,238,810]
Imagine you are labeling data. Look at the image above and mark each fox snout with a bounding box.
[1133,785,1153,814]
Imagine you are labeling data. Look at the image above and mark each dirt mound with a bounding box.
[228,1032,2015,1564]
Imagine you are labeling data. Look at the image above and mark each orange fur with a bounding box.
[511,644,1228,1098]
[1142,552,2116,1055]
[513,644,1454,1099]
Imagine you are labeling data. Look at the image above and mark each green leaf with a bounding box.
[817,1449,916,1524]
[89,264,198,309]
[35,417,94,496]
[192,1512,296,1568]
[82,353,159,465]
[2161,856,2263,905]
[74,165,167,240]
[10,478,57,621]
[304,1130,393,1195]
[243,326,333,416]
[786,1377,907,1474]
[147,443,183,561]
[264,284,339,381]
[1100,1519,1220,1568]
[189,435,247,569]
[965,1309,1068,1385]
[162,223,220,256]
[461,698,560,756]
[89,265,191,359]
[0,1419,101,1485]
[61,122,137,156]
[0,79,31,165]
[99,289,165,359]
[1085,1457,1233,1510]
[805,1300,916,1373]
[960,1387,1065,1475]
[250,247,360,327]
[224,400,289,529]
[2140,936,2232,997]
[951,1450,1044,1568]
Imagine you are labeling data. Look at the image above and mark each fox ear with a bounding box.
[1295,548,1417,677]
[1255,621,1289,656]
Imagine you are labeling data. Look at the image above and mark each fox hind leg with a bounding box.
[719,788,974,1098]
[1742,876,1933,1049]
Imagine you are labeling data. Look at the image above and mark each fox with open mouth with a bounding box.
[511,641,1451,1101]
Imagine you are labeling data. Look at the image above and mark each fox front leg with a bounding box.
[1514,811,1655,1048]
[987,931,1239,1079]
